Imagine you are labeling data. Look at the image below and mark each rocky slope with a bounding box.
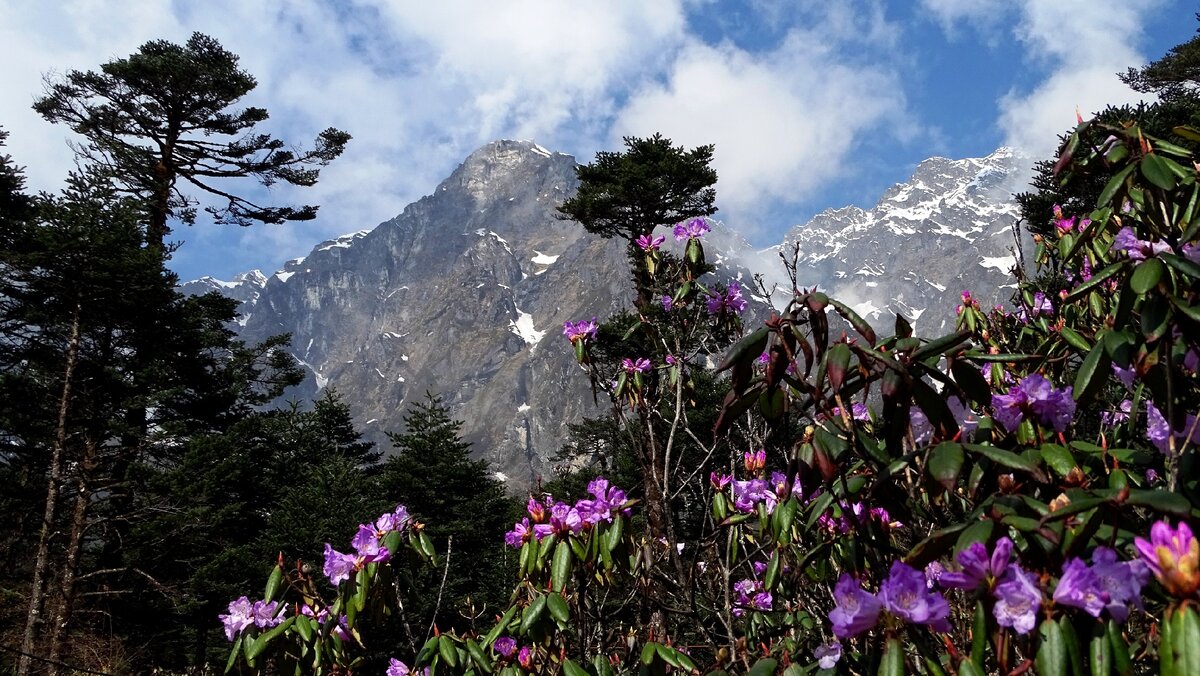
[185,141,1030,485]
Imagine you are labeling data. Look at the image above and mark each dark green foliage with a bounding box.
[557,134,717,242]
[33,32,351,246]
[379,393,518,633]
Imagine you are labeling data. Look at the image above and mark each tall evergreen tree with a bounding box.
[379,393,516,634]
[33,32,351,249]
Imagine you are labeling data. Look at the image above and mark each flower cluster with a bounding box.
[732,577,772,616]
[816,501,901,535]
[323,504,411,586]
[991,373,1076,434]
[562,317,598,343]
[218,597,284,641]
[504,477,630,548]
[672,217,710,240]
[830,562,951,638]
[621,357,652,374]
[935,537,1042,634]
[1054,548,1149,623]
[705,280,747,315]
[636,233,665,251]
[1136,520,1200,598]
[1052,204,1090,235]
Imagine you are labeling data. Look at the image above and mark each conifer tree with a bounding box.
[33,32,351,249]
[379,393,516,633]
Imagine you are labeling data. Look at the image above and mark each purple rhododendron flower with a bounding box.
[661,295,673,311]
[636,234,665,251]
[575,476,629,524]
[1114,227,1172,260]
[1054,558,1107,618]
[939,537,1012,590]
[562,318,598,343]
[532,502,583,540]
[493,636,518,658]
[1090,547,1149,623]
[323,543,357,586]
[1146,401,1200,454]
[832,401,871,422]
[880,561,951,632]
[1183,242,1200,264]
[992,373,1075,433]
[752,560,768,578]
[251,600,283,629]
[814,641,842,669]
[621,357,652,374]
[1031,292,1054,317]
[219,596,254,641]
[505,518,532,548]
[992,564,1041,634]
[387,659,411,676]
[925,561,946,589]
[1136,520,1200,597]
[673,217,710,240]
[517,645,533,670]
[710,471,732,490]
[829,574,882,638]
[731,479,777,514]
[706,280,748,315]
[374,505,411,534]
[351,524,391,564]
[751,591,773,611]
[948,396,983,439]
[1112,363,1136,390]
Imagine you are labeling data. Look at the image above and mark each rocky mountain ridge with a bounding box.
[183,140,1030,485]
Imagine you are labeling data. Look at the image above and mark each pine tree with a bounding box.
[33,32,350,249]
[379,393,516,633]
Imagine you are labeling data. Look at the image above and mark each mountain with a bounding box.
[777,147,1026,333]
[185,140,1029,486]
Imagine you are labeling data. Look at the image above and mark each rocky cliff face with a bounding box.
[186,140,1030,486]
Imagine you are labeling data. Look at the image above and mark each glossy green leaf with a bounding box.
[954,520,994,555]
[764,549,781,590]
[747,658,779,676]
[1074,339,1112,406]
[1130,257,1165,294]
[1142,152,1180,190]
[927,441,965,492]
[520,595,547,634]
[551,540,572,592]
[1036,618,1068,676]
[1141,296,1171,342]
[878,638,905,676]
[438,636,459,668]
[1097,163,1136,208]
[562,659,590,676]
[547,592,570,625]
[826,343,852,391]
[971,600,987,666]
[264,564,283,602]
[828,297,877,345]
[964,443,1047,481]
[717,326,770,372]
[1040,444,1077,478]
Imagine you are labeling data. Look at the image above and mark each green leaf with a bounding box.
[1097,160,1136,207]
[551,540,572,592]
[964,443,1048,481]
[225,635,243,673]
[547,592,570,625]
[605,515,624,552]
[1089,621,1112,676]
[1064,261,1126,303]
[1074,339,1112,406]
[972,600,988,667]
[1130,257,1164,294]
[520,595,547,634]
[826,343,852,391]
[954,520,994,555]
[878,638,905,676]
[926,441,965,492]
[910,330,972,363]
[484,606,519,645]
[1142,152,1180,190]
[264,564,283,602]
[1105,619,1132,676]
[562,659,590,676]
[951,359,992,407]
[764,549,781,590]
[245,616,295,661]
[1125,488,1192,516]
[1162,252,1200,280]
[828,297,877,345]
[1036,618,1068,676]
[747,658,779,676]
[641,641,659,665]
[1141,296,1171,342]
[467,639,493,672]
[438,636,459,669]
[717,326,770,372]
[1040,444,1077,478]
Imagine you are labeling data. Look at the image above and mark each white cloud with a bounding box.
[612,31,908,235]
[923,0,1164,159]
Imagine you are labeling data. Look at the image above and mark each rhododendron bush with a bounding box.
[223,115,1200,675]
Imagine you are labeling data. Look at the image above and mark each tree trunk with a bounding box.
[17,303,82,676]
[45,438,96,674]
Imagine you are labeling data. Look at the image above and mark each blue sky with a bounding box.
[0,0,1193,282]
